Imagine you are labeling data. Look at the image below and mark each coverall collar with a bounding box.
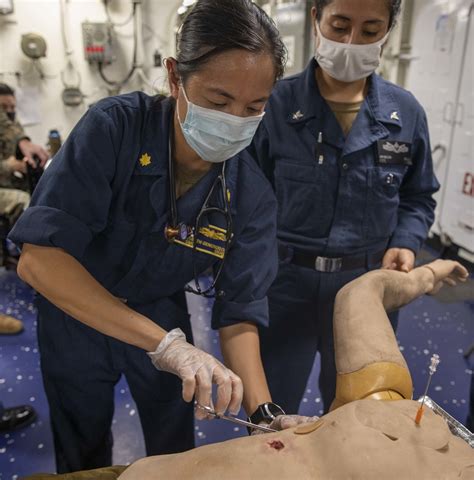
[286,59,403,154]
[343,71,403,155]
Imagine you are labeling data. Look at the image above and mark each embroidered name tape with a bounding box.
[173,224,227,259]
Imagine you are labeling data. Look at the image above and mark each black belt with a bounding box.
[279,246,385,273]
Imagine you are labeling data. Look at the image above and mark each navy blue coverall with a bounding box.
[248,59,440,414]
[9,94,278,472]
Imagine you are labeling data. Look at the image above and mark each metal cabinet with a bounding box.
[405,0,474,257]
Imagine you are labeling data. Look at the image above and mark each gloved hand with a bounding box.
[251,414,319,435]
[148,328,243,420]
[269,414,320,430]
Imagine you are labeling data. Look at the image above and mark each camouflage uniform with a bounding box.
[0,110,30,216]
[0,110,28,174]
[0,108,26,157]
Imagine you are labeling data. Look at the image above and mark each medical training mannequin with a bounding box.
[118,259,472,480]
[26,260,473,479]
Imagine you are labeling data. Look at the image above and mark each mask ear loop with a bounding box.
[176,80,191,125]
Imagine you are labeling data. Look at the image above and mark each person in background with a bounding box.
[9,0,309,474]
[0,84,38,230]
[248,0,439,414]
[0,84,48,265]
[0,83,48,190]
[0,83,41,428]
[0,84,40,429]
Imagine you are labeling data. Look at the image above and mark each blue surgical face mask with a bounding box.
[177,86,265,163]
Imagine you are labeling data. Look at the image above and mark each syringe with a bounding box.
[415,353,440,425]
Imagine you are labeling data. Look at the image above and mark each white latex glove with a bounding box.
[148,328,243,420]
[251,414,320,435]
[269,414,320,430]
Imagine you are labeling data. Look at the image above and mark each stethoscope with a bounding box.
[164,122,233,298]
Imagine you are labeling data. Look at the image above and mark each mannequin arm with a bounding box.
[331,260,468,408]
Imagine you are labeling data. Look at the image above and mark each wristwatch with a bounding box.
[248,402,285,427]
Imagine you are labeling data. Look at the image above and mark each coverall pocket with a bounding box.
[364,167,404,240]
[274,161,330,237]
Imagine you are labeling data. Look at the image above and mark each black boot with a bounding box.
[0,405,37,432]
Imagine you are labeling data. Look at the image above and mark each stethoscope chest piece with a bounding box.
[164,222,193,242]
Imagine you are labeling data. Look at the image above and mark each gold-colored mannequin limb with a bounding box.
[331,362,411,410]
[331,260,468,409]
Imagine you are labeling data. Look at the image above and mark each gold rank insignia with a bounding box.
[139,153,152,167]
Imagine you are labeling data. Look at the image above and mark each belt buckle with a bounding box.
[315,256,342,273]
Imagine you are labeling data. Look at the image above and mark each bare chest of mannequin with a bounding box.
[119,400,473,480]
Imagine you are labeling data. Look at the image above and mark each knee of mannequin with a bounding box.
[330,362,413,411]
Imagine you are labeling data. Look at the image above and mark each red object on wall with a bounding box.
[462,172,474,197]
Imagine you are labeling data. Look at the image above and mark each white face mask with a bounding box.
[177,86,265,163]
[315,22,390,83]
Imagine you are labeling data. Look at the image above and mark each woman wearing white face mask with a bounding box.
[7,0,310,474]
[248,0,439,416]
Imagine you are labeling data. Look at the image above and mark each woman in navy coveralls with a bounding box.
[248,0,440,414]
[10,0,288,473]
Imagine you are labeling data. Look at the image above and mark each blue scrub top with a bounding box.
[10,94,278,330]
[248,59,440,257]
